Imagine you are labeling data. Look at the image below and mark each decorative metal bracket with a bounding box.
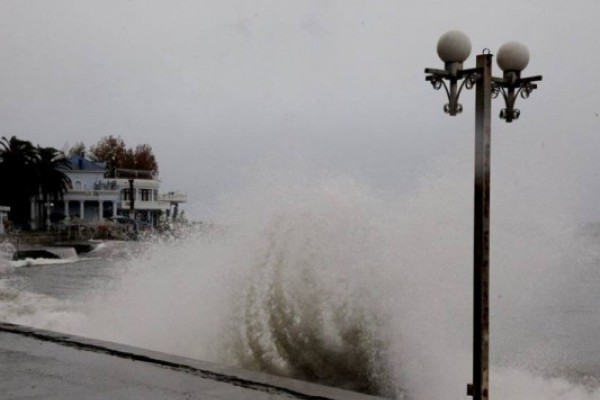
[426,60,542,123]
[425,67,481,116]
[491,74,542,122]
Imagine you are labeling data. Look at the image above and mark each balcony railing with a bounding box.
[120,200,169,211]
[113,178,160,189]
[66,190,119,198]
[158,192,187,203]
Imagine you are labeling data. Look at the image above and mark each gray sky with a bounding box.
[1,0,599,221]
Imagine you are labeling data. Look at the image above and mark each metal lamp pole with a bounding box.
[424,31,542,400]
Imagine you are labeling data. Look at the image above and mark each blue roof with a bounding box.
[67,156,106,171]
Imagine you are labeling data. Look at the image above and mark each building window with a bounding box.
[141,189,150,201]
[122,189,131,201]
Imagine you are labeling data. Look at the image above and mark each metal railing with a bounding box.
[158,192,187,202]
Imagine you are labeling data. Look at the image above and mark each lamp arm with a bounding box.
[428,76,451,99]
[426,69,479,116]
[492,75,541,123]
[456,72,479,101]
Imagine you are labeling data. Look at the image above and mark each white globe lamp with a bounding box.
[497,41,530,72]
[437,30,472,64]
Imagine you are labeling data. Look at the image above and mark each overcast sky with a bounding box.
[1,1,599,222]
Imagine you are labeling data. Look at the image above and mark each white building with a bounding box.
[35,156,187,227]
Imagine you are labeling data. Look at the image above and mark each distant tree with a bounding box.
[89,135,158,178]
[0,136,39,225]
[0,136,71,228]
[34,146,71,229]
[121,148,136,170]
[67,142,87,158]
[89,135,127,177]
[133,144,158,176]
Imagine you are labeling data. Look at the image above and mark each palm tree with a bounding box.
[0,136,38,226]
[34,146,72,229]
[0,137,72,229]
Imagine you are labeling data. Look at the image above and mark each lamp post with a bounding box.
[424,31,542,400]
[46,202,54,231]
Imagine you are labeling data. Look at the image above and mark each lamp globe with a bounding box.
[497,41,530,72]
[437,30,472,63]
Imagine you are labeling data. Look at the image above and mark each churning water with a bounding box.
[1,161,600,400]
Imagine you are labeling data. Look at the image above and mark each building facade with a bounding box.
[32,156,186,228]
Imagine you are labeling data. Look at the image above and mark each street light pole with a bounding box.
[424,31,542,400]
[472,53,492,400]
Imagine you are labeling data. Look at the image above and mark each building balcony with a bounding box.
[65,190,119,200]
[120,200,170,211]
[113,178,160,190]
[158,192,187,203]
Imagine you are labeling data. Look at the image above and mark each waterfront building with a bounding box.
[31,156,187,228]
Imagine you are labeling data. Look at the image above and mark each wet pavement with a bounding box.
[0,323,383,400]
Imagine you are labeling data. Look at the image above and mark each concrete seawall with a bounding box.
[0,322,384,400]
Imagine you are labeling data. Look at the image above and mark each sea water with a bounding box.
[1,163,599,400]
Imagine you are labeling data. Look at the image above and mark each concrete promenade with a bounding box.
[0,323,383,400]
